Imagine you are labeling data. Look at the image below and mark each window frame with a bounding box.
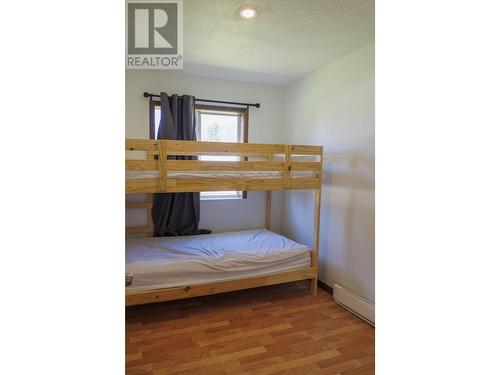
[148,100,249,200]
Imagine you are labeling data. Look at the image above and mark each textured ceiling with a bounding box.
[181,0,374,85]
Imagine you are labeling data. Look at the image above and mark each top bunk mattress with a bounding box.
[126,229,311,291]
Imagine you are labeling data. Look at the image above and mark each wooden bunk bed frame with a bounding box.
[125,139,323,306]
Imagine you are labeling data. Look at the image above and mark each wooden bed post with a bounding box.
[310,188,321,295]
[265,191,272,229]
[311,149,323,296]
[265,152,273,230]
[146,146,156,237]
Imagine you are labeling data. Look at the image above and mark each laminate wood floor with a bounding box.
[126,281,374,375]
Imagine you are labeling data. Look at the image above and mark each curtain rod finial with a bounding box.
[143,92,151,98]
[255,103,261,108]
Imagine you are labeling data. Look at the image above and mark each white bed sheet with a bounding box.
[126,229,311,291]
[126,170,314,180]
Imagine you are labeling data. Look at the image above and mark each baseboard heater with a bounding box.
[333,283,375,326]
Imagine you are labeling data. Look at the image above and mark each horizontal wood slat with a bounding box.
[126,140,322,156]
[165,178,285,192]
[126,160,159,171]
[126,178,321,193]
[164,140,285,156]
[291,145,323,155]
[126,266,317,306]
[126,161,320,172]
[165,160,284,171]
[126,139,157,151]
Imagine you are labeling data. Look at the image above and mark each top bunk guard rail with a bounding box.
[125,139,323,193]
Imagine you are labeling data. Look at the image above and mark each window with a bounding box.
[149,101,248,200]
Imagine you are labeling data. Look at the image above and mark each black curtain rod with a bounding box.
[143,92,260,108]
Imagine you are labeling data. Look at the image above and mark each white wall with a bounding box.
[282,43,375,302]
[126,71,285,232]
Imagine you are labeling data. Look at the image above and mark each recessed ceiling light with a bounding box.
[239,7,257,19]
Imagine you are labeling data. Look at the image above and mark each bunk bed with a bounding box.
[125,139,323,306]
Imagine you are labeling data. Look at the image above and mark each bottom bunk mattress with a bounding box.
[126,229,311,291]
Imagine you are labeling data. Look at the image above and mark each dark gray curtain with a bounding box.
[151,92,211,236]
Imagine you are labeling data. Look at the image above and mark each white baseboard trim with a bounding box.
[333,283,375,326]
